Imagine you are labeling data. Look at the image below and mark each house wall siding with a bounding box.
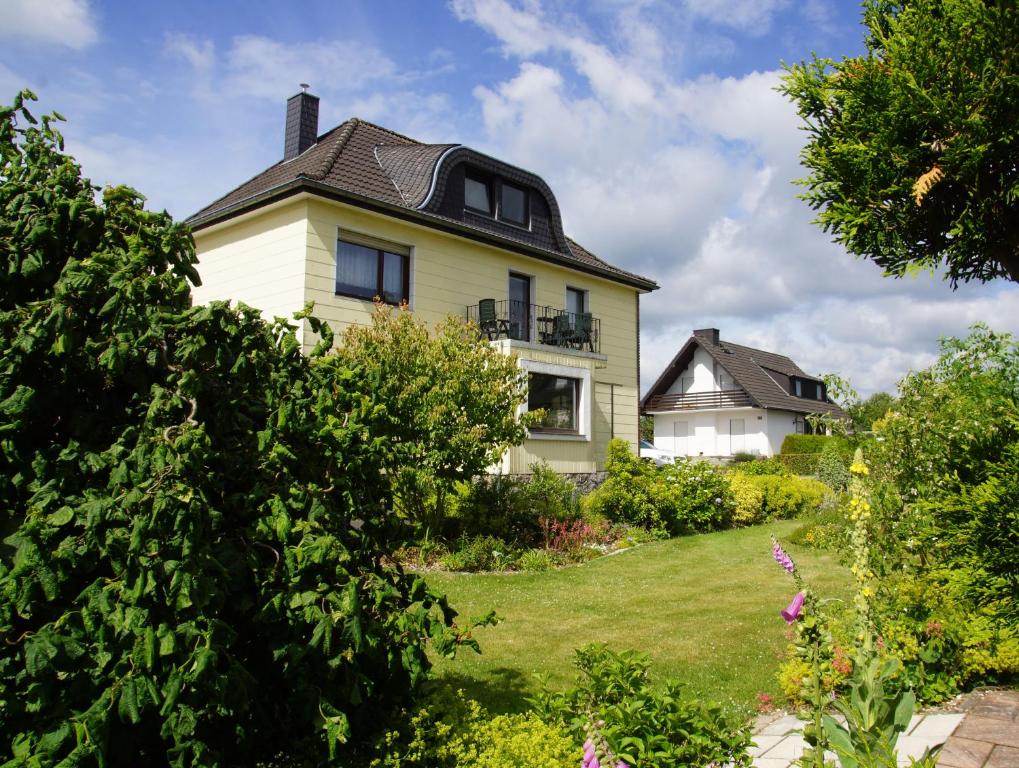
[191,200,309,343]
[195,196,642,473]
[664,347,726,394]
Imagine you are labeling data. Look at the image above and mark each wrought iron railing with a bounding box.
[644,389,752,411]
[466,300,601,353]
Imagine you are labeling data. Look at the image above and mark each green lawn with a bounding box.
[425,520,851,717]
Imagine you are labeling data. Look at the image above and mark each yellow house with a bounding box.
[187,90,658,475]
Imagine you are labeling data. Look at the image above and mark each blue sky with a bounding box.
[2,0,1016,395]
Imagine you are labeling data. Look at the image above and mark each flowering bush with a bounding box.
[585,440,733,535]
[772,453,933,768]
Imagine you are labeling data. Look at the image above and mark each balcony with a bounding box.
[466,299,601,353]
[644,389,752,412]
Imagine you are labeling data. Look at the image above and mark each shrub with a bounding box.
[734,456,791,476]
[443,463,582,548]
[516,549,558,572]
[728,472,766,526]
[756,475,828,519]
[531,645,752,768]
[659,459,734,532]
[334,303,528,536]
[539,516,609,557]
[363,687,579,768]
[816,440,851,492]
[445,476,535,544]
[519,461,582,523]
[788,504,849,551]
[0,93,482,766]
[781,434,839,455]
[440,535,515,572]
[728,473,828,524]
[776,452,821,475]
[585,440,733,535]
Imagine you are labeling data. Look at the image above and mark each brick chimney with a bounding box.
[693,328,720,346]
[283,85,319,161]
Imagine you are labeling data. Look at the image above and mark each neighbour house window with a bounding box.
[528,373,579,433]
[794,379,803,397]
[500,182,528,225]
[465,173,492,214]
[335,235,409,306]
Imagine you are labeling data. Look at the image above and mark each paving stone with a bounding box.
[985,744,1019,768]
[765,736,806,760]
[937,736,995,768]
[954,715,1019,749]
[896,735,941,762]
[759,715,803,736]
[910,713,965,745]
[965,690,1019,721]
[749,734,785,757]
[752,757,791,768]
[906,714,926,735]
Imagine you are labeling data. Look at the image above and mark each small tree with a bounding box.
[0,91,480,767]
[781,0,1019,285]
[333,303,529,532]
[847,392,897,433]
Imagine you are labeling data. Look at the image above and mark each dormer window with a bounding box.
[500,182,527,225]
[465,173,492,214]
[463,167,529,227]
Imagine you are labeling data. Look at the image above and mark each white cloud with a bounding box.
[683,0,791,35]
[223,36,397,100]
[455,0,1019,397]
[0,0,98,49]
[164,33,215,74]
[450,0,554,57]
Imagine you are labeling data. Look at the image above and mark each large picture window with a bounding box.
[336,236,409,305]
[528,373,579,433]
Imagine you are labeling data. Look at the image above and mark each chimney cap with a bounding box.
[299,83,310,93]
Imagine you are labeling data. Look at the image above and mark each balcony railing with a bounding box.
[466,300,601,353]
[644,389,752,411]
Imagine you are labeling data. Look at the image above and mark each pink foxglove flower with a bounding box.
[781,591,805,623]
[771,539,795,573]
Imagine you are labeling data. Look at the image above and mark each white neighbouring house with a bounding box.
[640,328,847,458]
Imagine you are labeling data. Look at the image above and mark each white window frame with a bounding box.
[519,358,592,442]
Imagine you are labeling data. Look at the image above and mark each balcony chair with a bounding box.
[477,298,509,340]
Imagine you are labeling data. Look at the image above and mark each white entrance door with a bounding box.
[673,421,688,455]
[729,419,746,454]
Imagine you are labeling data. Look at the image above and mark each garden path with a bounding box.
[749,689,1018,768]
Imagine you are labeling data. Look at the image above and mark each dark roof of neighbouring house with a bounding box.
[186,117,658,291]
[641,332,848,417]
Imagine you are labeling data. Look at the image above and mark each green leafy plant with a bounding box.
[585,440,732,536]
[362,687,579,768]
[735,457,791,476]
[334,302,530,536]
[440,535,515,572]
[0,91,488,767]
[531,645,752,768]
